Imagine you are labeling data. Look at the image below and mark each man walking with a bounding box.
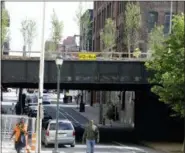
[10,118,27,153]
[82,120,100,153]
[11,103,15,114]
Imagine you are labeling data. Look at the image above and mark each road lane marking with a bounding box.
[58,108,80,124]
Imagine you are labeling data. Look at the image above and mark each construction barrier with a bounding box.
[31,133,36,151]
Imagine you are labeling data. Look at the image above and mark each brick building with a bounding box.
[63,36,79,52]
[91,1,184,106]
[92,1,184,53]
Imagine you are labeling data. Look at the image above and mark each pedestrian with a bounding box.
[10,118,27,153]
[82,120,100,153]
[11,103,15,114]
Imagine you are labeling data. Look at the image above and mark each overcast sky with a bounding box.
[6,2,93,51]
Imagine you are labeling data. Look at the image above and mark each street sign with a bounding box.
[78,53,96,60]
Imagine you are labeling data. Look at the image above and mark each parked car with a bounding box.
[29,110,52,121]
[41,119,75,147]
[26,93,38,104]
[27,105,44,116]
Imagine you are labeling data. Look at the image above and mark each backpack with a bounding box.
[17,124,26,147]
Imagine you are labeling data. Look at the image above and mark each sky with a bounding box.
[5,2,93,52]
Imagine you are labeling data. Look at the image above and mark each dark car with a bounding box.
[29,111,52,121]
[42,101,51,105]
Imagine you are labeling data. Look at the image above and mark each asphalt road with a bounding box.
[1,93,163,153]
[44,105,89,126]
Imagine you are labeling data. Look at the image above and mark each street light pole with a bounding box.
[36,2,46,153]
[53,56,63,153]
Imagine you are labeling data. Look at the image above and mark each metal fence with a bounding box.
[1,114,36,152]
[2,50,150,61]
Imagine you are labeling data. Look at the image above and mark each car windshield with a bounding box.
[49,122,73,130]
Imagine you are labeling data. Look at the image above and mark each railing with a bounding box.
[2,50,151,61]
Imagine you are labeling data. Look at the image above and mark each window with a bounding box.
[107,3,111,18]
[148,11,158,32]
[49,122,73,130]
[42,101,50,105]
[164,12,171,34]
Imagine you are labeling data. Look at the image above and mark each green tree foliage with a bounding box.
[20,18,37,56]
[145,14,184,117]
[74,2,83,30]
[1,8,9,50]
[100,18,116,54]
[124,2,141,58]
[49,9,64,52]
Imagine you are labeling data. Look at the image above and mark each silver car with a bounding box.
[41,119,75,147]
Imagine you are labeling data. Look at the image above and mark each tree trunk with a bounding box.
[28,45,31,57]
[127,38,131,58]
[23,45,26,57]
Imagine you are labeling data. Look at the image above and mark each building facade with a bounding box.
[63,36,79,52]
[80,9,93,51]
[92,1,184,53]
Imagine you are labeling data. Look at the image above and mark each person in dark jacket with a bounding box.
[82,120,99,153]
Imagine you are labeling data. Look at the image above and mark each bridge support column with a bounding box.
[79,90,85,112]
[18,88,23,114]
[1,87,3,101]
[90,91,93,106]
[99,91,103,124]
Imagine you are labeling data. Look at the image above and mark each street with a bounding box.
[1,92,164,153]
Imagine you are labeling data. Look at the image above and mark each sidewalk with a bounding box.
[142,142,183,153]
[73,104,125,128]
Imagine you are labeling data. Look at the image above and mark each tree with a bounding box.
[124,2,141,58]
[48,9,64,53]
[74,2,92,51]
[1,8,9,54]
[27,20,37,56]
[100,18,116,58]
[99,18,117,123]
[20,18,37,57]
[145,14,184,117]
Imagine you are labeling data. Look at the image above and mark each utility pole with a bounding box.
[36,2,46,153]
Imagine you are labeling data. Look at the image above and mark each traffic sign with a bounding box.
[78,53,96,60]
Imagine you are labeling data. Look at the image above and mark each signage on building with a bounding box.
[78,52,96,60]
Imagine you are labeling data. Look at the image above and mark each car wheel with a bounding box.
[70,141,75,147]
[44,139,48,147]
